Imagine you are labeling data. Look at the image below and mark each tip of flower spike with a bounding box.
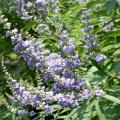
[95,88,105,97]
[77,0,86,4]
[18,110,28,117]
[29,111,37,117]
[95,54,107,63]
[44,104,53,114]
[81,89,93,100]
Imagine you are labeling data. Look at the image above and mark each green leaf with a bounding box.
[57,115,69,119]
[22,21,37,32]
[67,101,94,120]
[83,71,106,85]
[103,94,120,104]
[88,66,98,73]
[111,61,120,78]
[106,0,117,14]
[7,52,17,60]
[95,100,106,120]
[1,113,11,119]
[109,30,120,37]
[81,101,94,120]
[51,104,62,110]
[67,5,81,17]
[83,65,107,86]
[64,106,81,120]
[59,108,70,115]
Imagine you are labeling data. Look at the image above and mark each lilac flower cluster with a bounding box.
[2,64,79,115]
[18,110,28,117]
[14,0,59,20]
[0,8,105,118]
[45,53,65,74]
[13,0,59,37]
[60,30,76,54]
[43,29,84,98]
[2,58,104,117]
[52,75,85,93]
[103,22,114,32]
[8,28,48,70]
[63,42,75,54]
[82,89,92,100]
[55,93,78,108]
[95,54,107,64]
[34,23,51,36]
[15,0,33,20]
[59,30,81,69]
[81,10,98,48]
[35,0,59,15]
[81,10,106,63]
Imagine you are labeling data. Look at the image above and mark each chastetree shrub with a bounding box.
[1,0,120,120]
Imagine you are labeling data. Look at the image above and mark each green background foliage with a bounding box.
[0,0,120,120]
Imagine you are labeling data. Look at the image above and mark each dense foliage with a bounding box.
[1,0,120,120]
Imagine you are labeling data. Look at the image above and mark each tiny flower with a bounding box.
[11,34,22,45]
[60,30,68,41]
[29,111,36,117]
[95,88,104,97]
[72,53,81,68]
[82,89,92,100]
[44,104,53,114]
[18,110,28,117]
[95,54,106,63]
[45,53,65,73]
[43,74,53,84]
[63,42,75,54]
[82,19,90,24]
[65,58,72,68]
[103,22,114,32]
[89,34,97,41]
[78,0,86,4]
[63,71,75,79]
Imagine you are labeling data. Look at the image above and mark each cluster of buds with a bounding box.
[0,12,11,30]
